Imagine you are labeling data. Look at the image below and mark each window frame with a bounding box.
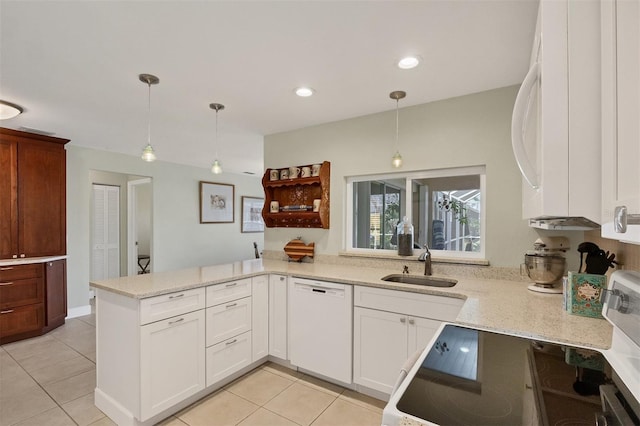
[345,166,486,260]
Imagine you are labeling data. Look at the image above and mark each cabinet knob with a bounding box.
[408,318,415,325]
[400,317,406,323]
[19,254,25,258]
[12,255,17,259]
[280,276,285,281]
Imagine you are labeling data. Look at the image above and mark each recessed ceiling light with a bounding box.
[397,56,421,69]
[295,87,315,97]
[0,100,24,120]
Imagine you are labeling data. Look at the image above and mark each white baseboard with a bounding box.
[66,304,92,319]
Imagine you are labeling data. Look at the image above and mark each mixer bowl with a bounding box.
[524,254,566,284]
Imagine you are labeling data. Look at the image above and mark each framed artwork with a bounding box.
[241,196,265,233]
[200,181,234,223]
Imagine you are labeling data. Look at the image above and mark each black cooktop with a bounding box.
[395,325,609,426]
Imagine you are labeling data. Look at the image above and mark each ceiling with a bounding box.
[0,0,538,176]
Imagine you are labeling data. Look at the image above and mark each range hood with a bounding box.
[528,216,600,231]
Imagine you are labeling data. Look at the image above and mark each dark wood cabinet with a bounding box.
[0,128,68,343]
[262,161,330,229]
[44,259,67,332]
[0,263,45,343]
[0,128,68,259]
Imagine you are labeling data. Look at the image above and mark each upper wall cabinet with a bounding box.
[261,161,330,229]
[601,0,640,244]
[0,128,69,259]
[512,0,601,228]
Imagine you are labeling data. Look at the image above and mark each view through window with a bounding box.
[348,167,485,257]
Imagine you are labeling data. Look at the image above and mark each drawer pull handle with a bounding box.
[225,339,238,346]
[1,309,14,314]
[0,267,14,271]
[225,283,238,288]
[168,317,184,325]
[0,282,13,286]
[226,303,237,309]
[169,294,184,299]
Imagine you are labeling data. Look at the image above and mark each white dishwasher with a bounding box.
[289,277,352,384]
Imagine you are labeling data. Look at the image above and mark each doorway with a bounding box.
[128,178,153,275]
[89,170,153,282]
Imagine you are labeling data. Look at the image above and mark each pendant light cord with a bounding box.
[215,109,219,158]
[395,98,399,150]
[147,82,152,145]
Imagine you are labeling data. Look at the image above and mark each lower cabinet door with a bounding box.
[268,275,287,360]
[251,276,269,361]
[353,307,409,394]
[407,316,442,355]
[206,331,251,387]
[0,303,44,340]
[140,309,205,421]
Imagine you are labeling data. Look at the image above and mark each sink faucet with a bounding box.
[418,244,432,276]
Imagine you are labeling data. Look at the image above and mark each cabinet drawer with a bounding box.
[206,296,252,347]
[0,303,44,338]
[206,278,251,307]
[205,331,251,387]
[0,263,43,281]
[140,288,205,325]
[354,286,463,322]
[0,277,44,309]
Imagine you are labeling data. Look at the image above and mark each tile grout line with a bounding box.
[1,317,103,426]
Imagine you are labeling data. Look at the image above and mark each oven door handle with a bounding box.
[390,349,423,396]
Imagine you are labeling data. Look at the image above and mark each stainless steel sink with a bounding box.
[381,274,457,287]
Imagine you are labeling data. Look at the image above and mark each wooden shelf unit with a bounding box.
[262,161,330,228]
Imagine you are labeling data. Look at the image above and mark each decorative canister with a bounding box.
[397,216,414,256]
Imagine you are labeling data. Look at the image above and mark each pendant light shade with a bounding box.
[390,90,406,168]
[139,74,159,162]
[210,103,225,174]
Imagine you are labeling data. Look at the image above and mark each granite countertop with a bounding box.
[90,258,613,350]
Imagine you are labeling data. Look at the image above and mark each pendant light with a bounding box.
[139,74,159,162]
[390,90,406,168]
[210,103,225,174]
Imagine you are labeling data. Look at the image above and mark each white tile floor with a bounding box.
[0,312,384,426]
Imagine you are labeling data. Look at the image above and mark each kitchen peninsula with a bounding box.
[91,258,612,426]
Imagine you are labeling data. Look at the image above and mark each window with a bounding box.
[346,166,485,258]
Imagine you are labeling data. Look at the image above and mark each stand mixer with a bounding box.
[523,237,569,293]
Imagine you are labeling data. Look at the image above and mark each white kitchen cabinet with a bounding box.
[206,331,252,387]
[353,286,462,395]
[95,288,208,426]
[252,275,269,361]
[268,274,288,360]
[205,280,253,387]
[140,309,206,420]
[205,296,251,346]
[601,0,640,244]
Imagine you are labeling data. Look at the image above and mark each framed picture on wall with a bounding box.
[241,196,265,233]
[200,181,234,223]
